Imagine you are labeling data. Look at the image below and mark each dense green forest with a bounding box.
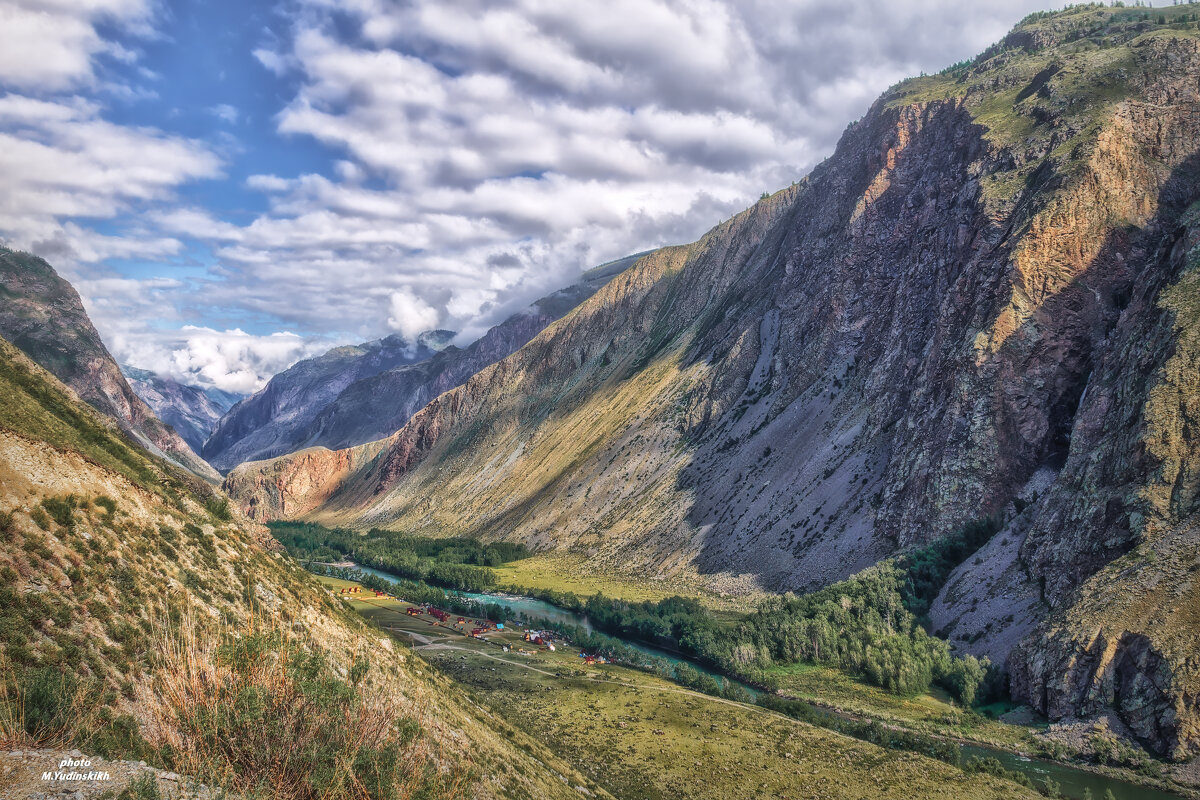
[513,567,990,704]
[729,564,991,704]
[501,515,1008,705]
[504,518,1005,705]
[269,521,531,592]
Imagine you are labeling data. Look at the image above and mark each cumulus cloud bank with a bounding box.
[388,288,441,340]
[0,0,1049,391]
[0,0,152,92]
[134,327,331,395]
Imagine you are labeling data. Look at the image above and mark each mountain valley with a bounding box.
[5,4,1200,800]
[224,4,1200,769]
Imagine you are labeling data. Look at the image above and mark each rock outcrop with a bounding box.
[226,9,1200,753]
[222,440,389,522]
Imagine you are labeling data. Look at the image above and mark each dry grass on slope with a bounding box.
[0,336,589,800]
[144,613,472,800]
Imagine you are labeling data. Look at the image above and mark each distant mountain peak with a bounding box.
[121,365,243,455]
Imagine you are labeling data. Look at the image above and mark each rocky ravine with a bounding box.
[226,10,1200,755]
[0,248,219,482]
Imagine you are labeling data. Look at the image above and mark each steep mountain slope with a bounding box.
[0,334,597,800]
[202,330,454,472]
[124,366,242,454]
[0,331,1041,800]
[227,8,1200,755]
[0,248,219,482]
[299,253,647,451]
[205,254,642,472]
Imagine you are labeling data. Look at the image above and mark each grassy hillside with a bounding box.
[0,247,219,482]
[0,335,594,799]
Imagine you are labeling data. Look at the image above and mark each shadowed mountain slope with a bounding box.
[124,366,242,454]
[202,330,455,472]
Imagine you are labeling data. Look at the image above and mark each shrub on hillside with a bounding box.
[0,662,150,757]
[150,617,471,800]
[204,496,232,522]
[29,506,51,531]
[40,495,79,532]
[117,772,161,800]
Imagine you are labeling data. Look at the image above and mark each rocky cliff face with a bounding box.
[226,9,1200,754]
[204,254,641,472]
[0,248,219,482]
[124,366,242,454]
[1006,199,1200,760]
[223,439,390,522]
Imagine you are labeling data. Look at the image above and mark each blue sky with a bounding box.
[0,0,1049,393]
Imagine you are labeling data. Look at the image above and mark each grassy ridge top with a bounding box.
[881,2,1200,203]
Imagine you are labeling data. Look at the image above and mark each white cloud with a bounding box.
[123,326,334,394]
[253,47,291,77]
[0,94,221,259]
[68,270,328,393]
[388,288,441,340]
[179,0,1047,347]
[210,104,239,124]
[0,0,153,91]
